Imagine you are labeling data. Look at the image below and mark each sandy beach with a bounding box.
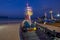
[0,23,20,40]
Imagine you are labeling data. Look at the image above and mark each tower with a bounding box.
[44,12,47,24]
[25,3,33,25]
[49,10,54,20]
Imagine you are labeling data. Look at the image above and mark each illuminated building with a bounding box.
[24,3,33,25]
[49,10,54,20]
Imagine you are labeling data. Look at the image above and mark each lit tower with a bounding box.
[49,10,54,20]
[25,3,33,25]
[44,12,47,19]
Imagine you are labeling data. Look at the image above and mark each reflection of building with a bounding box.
[55,11,60,21]
[56,11,60,18]
[57,14,60,17]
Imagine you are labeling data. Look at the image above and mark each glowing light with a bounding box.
[49,10,53,14]
[26,8,33,16]
[26,3,33,16]
[57,14,60,17]
[34,27,36,31]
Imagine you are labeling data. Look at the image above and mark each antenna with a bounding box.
[26,0,29,7]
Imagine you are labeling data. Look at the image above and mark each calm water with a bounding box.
[0,19,24,24]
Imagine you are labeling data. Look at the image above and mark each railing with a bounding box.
[36,23,60,40]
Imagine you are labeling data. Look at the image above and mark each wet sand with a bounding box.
[0,23,20,40]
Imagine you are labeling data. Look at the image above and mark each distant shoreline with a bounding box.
[0,20,21,25]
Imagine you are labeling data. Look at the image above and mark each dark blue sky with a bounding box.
[0,0,60,18]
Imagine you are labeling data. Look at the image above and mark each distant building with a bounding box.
[49,10,54,20]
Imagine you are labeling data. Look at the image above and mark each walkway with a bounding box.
[22,31,40,40]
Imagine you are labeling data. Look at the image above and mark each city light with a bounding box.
[49,10,53,14]
[57,14,60,17]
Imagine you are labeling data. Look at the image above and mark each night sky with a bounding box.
[0,0,60,18]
